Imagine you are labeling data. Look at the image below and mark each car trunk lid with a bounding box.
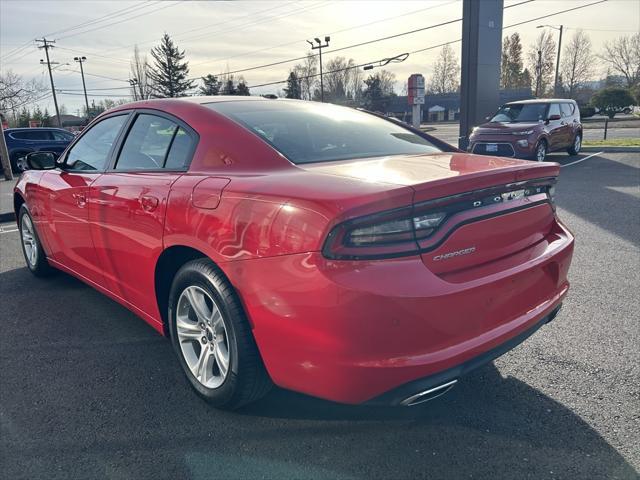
[303,152,559,271]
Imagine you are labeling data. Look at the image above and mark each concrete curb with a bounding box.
[581,146,640,153]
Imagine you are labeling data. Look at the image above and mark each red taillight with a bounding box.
[323,179,556,260]
[323,207,447,260]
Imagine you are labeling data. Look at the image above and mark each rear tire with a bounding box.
[567,133,582,156]
[18,205,55,277]
[168,258,272,409]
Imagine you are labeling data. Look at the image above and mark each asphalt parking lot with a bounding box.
[0,152,638,480]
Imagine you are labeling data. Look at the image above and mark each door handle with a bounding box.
[140,195,159,212]
[72,192,87,207]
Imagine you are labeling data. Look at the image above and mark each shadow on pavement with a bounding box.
[0,266,637,479]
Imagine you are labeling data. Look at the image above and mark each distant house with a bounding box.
[386,88,534,122]
[46,114,86,128]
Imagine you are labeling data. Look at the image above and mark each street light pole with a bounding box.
[74,56,90,118]
[36,38,62,127]
[307,36,330,102]
[537,25,563,96]
[553,25,563,96]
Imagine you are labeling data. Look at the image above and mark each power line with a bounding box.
[189,0,459,69]
[56,68,129,83]
[57,1,181,40]
[56,91,134,98]
[248,0,607,90]
[198,0,536,80]
[44,1,159,38]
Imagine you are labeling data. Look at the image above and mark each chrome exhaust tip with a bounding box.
[400,379,458,406]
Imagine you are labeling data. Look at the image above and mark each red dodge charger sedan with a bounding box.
[14,97,574,409]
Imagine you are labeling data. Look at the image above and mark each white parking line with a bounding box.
[561,151,603,168]
[0,226,18,234]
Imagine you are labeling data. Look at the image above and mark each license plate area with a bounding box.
[486,143,498,152]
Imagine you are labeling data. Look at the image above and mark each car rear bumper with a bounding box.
[223,219,574,405]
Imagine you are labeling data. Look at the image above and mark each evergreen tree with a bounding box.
[362,74,385,111]
[283,71,301,99]
[222,79,236,95]
[501,33,529,89]
[32,106,44,123]
[147,33,195,98]
[236,81,250,96]
[199,74,220,95]
[17,107,30,127]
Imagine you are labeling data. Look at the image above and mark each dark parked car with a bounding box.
[468,99,582,161]
[2,127,75,172]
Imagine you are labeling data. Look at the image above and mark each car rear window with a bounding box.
[491,103,548,123]
[206,100,441,164]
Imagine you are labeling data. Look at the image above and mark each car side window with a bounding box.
[12,130,51,140]
[561,103,574,117]
[115,114,179,171]
[548,103,561,119]
[66,115,128,171]
[164,128,193,170]
[52,130,73,141]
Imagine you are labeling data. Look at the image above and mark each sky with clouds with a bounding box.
[1,0,638,115]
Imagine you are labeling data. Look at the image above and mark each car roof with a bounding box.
[4,127,68,132]
[505,98,577,105]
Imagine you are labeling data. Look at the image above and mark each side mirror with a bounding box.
[547,114,561,122]
[25,151,57,170]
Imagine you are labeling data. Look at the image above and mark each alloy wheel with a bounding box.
[21,214,38,268]
[536,143,546,162]
[176,285,230,389]
[574,135,581,154]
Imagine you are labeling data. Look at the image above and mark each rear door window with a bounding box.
[52,130,74,141]
[164,128,193,170]
[561,103,574,117]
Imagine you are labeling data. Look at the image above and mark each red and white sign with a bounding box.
[408,74,425,105]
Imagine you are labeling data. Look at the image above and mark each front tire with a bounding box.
[533,140,547,162]
[18,205,55,277]
[567,133,582,156]
[168,258,271,409]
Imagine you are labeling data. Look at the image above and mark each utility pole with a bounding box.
[74,56,90,118]
[36,38,62,127]
[537,25,563,96]
[307,36,330,102]
[553,25,563,96]
[535,49,542,97]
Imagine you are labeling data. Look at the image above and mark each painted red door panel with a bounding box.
[89,172,180,318]
[38,170,105,285]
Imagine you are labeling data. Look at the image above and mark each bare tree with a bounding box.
[322,56,360,104]
[600,33,640,87]
[293,53,318,101]
[561,30,594,98]
[130,45,153,100]
[377,69,396,95]
[427,44,460,95]
[527,30,556,96]
[0,70,44,123]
